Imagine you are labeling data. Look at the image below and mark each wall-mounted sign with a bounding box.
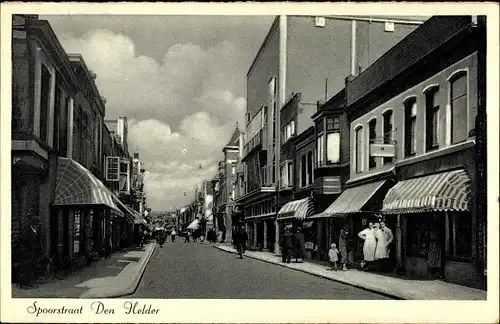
[370,144,395,158]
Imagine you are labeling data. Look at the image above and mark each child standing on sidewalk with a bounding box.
[329,243,339,271]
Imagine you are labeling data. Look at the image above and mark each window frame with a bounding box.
[447,212,472,261]
[354,125,364,174]
[73,209,81,255]
[424,85,440,151]
[316,116,341,167]
[105,156,120,181]
[280,160,293,189]
[403,96,417,157]
[382,109,394,165]
[448,70,469,145]
[368,117,377,170]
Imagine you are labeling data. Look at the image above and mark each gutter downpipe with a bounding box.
[274,15,287,255]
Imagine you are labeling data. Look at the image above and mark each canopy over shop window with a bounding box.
[382,170,471,214]
[277,198,315,221]
[310,180,386,219]
[187,219,200,230]
[53,157,121,213]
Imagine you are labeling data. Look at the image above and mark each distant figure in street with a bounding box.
[358,222,376,270]
[328,243,340,271]
[233,225,248,259]
[184,230,191,243]
[171,229,176,242]
[293,227,305,263]
[279,226,294,263]
[338,224,349,271]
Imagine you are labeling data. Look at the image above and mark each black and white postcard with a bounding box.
[1,2,498,323]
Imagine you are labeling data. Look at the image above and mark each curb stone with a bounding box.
[80,243,156,298]
[213,244,403,300]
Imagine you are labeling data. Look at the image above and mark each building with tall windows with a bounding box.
[238,15,425,253]
[11,15,141,284]
[343,16,485,288]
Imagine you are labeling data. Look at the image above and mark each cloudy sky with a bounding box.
[41,15,274,211]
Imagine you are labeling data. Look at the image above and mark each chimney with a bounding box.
[345,74,355,86]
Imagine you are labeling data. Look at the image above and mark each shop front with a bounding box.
[276,197,315,254]
[381,169,479,287]
[310,180,391,265]
[52,157,124,270]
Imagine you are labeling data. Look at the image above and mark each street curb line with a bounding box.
[213,244,404,300]
[80,243,157,298]
[119,243,157,298]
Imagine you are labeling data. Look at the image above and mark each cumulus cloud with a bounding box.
[57,29,246,210]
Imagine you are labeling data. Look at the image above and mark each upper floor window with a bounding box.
[280,160,293,188]
[404,98,417,157]
[262,105,268,127]
[425,86,440,151]
[355,126,364,174]
[450,72,468,144]
[316,116,340,167]
[368,118,377,169]
[282,120,295,143]
[231,163,236,176]
[39,64,52,143]
[307,151,313,185]
[326,117,340,165]
[382,110,393,165]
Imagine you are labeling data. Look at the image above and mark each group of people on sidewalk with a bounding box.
[357,219,394,272]
[279,225,306,264]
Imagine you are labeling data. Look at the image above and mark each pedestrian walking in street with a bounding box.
[234,224,248,259]
[184,230,191,243]
[279,226,294,263]
[293,227,305,263]
[338,224,349,271]
[328,243,340,271]
[358,222,376,270]
[171,228,176,242]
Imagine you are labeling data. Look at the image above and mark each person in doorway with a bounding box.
[137,226,144,249]
[358,222,376,270]
[328,243,340,271]
[427,228,443,279]
[379,220,394,271]
[338,224,349,271]
[279,226,294,263]
[171,228,176,242]
[19,218,43,288]
[120,229,128,252]
[293,227,305,263]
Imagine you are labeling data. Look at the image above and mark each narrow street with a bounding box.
[131,240,391,299]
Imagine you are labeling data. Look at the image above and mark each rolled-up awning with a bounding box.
[382,170,471,214]
[309,180,386,219]
[277,198,315,221]
[187,219,200,230]
[53,157,121,214]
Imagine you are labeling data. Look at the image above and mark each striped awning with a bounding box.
[53,157,120,212]
[309,180,386,219]
[111,196,135,223]
[277,198,315,221]
[382,170,472,214]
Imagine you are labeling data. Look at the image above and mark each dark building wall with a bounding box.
[247,18,280,121]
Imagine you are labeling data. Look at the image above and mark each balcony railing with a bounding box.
[243,126,267,159]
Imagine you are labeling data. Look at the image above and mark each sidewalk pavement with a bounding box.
[12,243,156,299]
[214,244,487,300]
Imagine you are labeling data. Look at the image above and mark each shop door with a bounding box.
[267,220,275,250]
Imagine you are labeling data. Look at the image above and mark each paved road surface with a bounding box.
[131,240,391,299]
